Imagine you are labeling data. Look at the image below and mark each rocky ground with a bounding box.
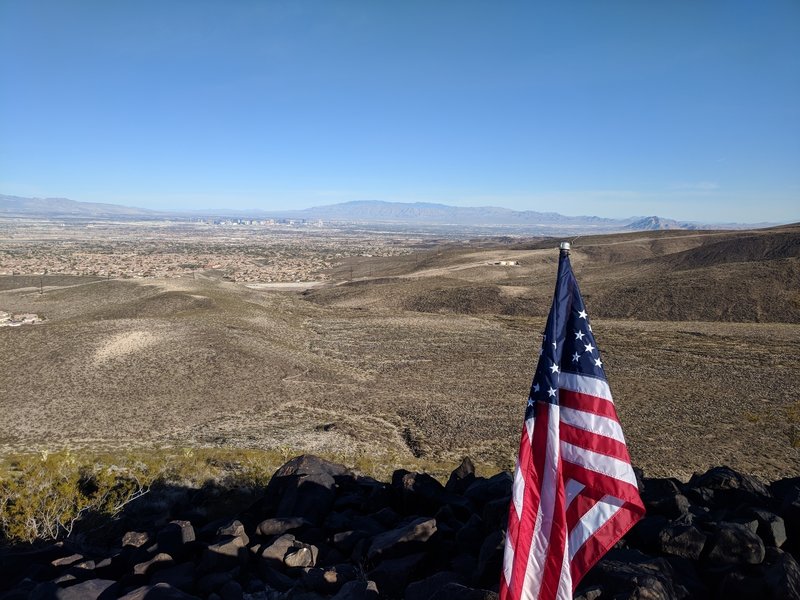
[1,455,798,599]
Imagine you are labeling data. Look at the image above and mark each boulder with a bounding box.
[445,458,477,495]
[429,583,498,600]
[656,525,707,561]
[687,466,772,510]
[405,571,467,600]
[330,580,379,600]
[53,579,118,600]
[156,521,196,559]
[369,552,427,591]
[256,517,311,537]
[258,456,352,526]
[117,583,200,599]
[706,522,766,566]
[368,517,438,560]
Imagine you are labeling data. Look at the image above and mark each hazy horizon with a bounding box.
[1,2,799,223]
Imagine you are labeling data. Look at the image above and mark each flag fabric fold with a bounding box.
[500,248,645,600]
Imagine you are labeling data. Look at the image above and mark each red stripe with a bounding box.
[561,461,644,509]
[539,447,568,600]
[509,407,549,599]
[565,486,605,534]
[569,501,644,587]
[560,423,632,462]
[560,389,620,421]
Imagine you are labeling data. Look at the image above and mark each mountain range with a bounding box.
[0,195,769,232]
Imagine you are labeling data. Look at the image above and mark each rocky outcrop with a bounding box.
[1,457,798,599]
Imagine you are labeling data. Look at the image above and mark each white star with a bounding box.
[539,346,544,356]
[547,387,557,398]
[572,352,580,363]
[550,362,560,374]
[533,383,540,393]
[552,342,557,349]
[527,397,534,407]
[574,330,585,340]
[588,324,592,332]
[584,343,595,353]
[594,358,603,367]
[578,310,587,319]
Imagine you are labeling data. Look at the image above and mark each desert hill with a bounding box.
[0,226,798,483]
[308,225,800,323]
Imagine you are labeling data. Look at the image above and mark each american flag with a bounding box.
[500,246,645,600]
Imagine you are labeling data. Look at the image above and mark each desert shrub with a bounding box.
[0,451,150,543]
[0,447,485,544]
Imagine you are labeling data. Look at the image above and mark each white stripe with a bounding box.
[559,371,613,402]
[521,403,561,600]
[556,533,573,600]
[560,441,638,487]
[560,406,626,443]
[502,528,515,588]
[525,416,535,445]
[512,462,525,520]
[565,478,585,509]
[568,495,624,560]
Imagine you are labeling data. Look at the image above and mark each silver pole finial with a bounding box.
[560,241,571,252]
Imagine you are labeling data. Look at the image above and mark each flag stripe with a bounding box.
[559,406,625,443]
[559,389,618,421]
[558,371,613,402]
[560,423,632,462]
[568,495,624,560]
[560,441,638,487]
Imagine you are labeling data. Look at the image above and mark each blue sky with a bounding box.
[1,1,798,223]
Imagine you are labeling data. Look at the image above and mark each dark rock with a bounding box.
[449,553,478,580]
[464,472,512,507]
[52,553,85,568]
[585,549,678,600]
[118,582,201,599]
[284,544,318,568]
[482,497,510,533]
[656,525,707,560]
[216,520,248,543]
[763,548,800,599]
[332,530,371,554]
[55,578,118,600]
[476,530,505,587]
[573,586,603,600]
[370,506,402,529]
[395,471,450,516]
[199,536,248,572]
[706,522,766,566]
[218,579,243,600]
[749,508,787,548]
[157,521,196,559]
[330,580,379,600]
[687,466,772,509]
[367,517,437,560]
[123,532,152,548]
[717,570,768,599]
[256,516,311,537]
[259,533,297,564]
[405,571,466,600]
[369,552,427,591]
[456,514,485,554]
[133,553,174,577]
[646,493,691,520]
[429,583,498,600]
[298,564,359,594]
[195,569,237,596]
[258,455,352,526]
[445,457,476,495]
[150,562,195,591]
